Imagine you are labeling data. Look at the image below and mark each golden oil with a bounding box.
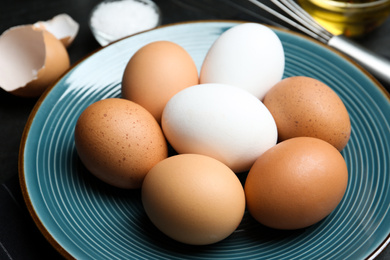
[297,0,390,37]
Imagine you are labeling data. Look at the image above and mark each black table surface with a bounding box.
[1,0,389,259]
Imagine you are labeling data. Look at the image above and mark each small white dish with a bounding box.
[89,0,161,46]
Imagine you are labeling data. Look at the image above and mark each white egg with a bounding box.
[199,23,285,100]
[161,83,278,173]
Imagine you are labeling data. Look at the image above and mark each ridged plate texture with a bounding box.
[20,21,390,259]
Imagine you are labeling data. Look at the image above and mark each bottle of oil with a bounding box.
[297,0,390,37]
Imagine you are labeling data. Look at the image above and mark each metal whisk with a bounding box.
[245,0,390,84]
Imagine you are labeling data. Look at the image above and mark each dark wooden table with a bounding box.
[1,0,389,259]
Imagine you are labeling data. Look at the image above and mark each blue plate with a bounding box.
[19,21,390,259]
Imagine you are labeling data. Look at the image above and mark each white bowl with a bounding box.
[89,0,161,46]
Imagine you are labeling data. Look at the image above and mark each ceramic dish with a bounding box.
[19,21,390,259]
[89,0,161,46]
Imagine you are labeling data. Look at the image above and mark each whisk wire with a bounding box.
[247,0,332,43]
[243,0,390,84]
[246,0,318,39]
[279,0,333,39]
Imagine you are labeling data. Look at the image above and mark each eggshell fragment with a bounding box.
[74,98,168,189]
[245,137,348,230]
[34,14,79,47]
[161,83,278,173]
[142,154,246,245]
[199,23,285,100]
[263,76,351,151]
[0,25,70,97]
[122,41,199,124]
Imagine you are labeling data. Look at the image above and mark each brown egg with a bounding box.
[142,154,246,245]
[263,76,351,151]
[0,25,70,97]
[244,137,348,230]
[74,98,168,189]
[121,40,199,123]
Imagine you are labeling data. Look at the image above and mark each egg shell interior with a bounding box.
[0,25,70,97]
[0,25,45,92]
[34,13,79,47]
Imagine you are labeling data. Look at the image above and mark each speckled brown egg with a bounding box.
[244,137,348,230]
[263,76,351,151]
[121,40,199,124]
[74,98,168,189]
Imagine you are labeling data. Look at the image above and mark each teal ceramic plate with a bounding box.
[20,21,390,259]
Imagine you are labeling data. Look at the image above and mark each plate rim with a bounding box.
[18,19,390,260]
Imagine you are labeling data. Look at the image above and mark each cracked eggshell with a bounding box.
[34,13,79,47]
[0,25,70,97]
